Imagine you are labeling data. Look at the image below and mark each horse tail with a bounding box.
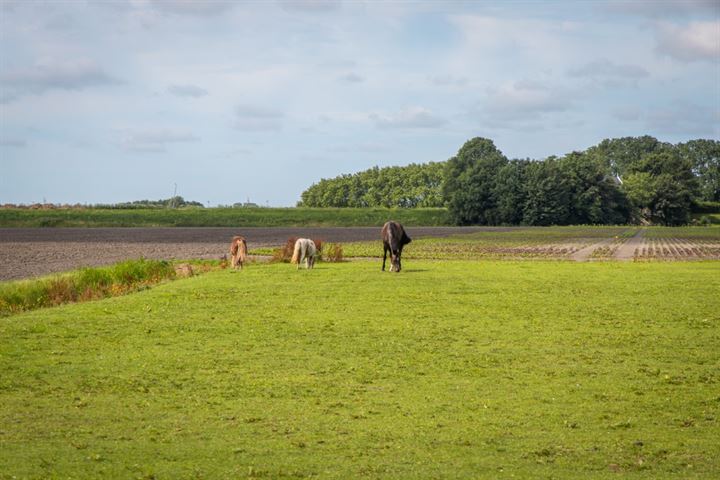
[238,238,248,262]
[291,240,301,264]
[230,237,239,256]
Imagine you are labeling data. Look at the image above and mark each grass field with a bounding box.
[1,260,718,479]
[0,207,450,228]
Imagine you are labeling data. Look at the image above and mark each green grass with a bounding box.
[1,261,718,478]
[0,207,450,228]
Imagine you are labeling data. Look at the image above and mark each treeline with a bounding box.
[299,163,445,208]
[300,136,719,226]
[93,196,204,209]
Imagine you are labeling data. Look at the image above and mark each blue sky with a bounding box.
[1,0,718,206]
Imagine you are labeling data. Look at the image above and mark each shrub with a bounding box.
[271,237,298,263]
[324,243,344,262]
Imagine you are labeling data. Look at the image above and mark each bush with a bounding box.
[324,243,344,262]
[271,237,298,263]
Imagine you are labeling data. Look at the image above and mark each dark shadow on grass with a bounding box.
[388,269,430,273]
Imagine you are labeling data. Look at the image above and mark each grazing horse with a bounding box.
[382,221,411,272]
[229,236,248,270]
[291,238,317,270]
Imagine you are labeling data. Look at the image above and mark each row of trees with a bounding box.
[95,196,205,209]
[299,162,445,208]
[299,136,719,226]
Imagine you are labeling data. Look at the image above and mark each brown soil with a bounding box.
[0,227,495,281]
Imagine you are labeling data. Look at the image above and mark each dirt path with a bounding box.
[614,228,645,261]
[569,238,616,262]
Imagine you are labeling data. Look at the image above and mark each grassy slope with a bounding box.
[0,207,450,228]
[1,261,719,479]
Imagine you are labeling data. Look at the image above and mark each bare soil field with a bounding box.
[0,227,497,281]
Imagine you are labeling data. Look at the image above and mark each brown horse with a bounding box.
[230,236,248,270]
[381,221,411,272]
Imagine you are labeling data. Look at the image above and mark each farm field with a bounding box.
[1,260,719,479]
[2,225,719,281]
[0,207,451,228]
[340,226,720,262]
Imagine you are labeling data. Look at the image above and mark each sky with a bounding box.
[1,0,719,207]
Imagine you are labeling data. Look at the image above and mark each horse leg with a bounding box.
[382,245,388,271]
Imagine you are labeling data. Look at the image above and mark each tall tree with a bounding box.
[557,151,631,224]
[677,139,720,202]
[588,135,671,179]
[623,151,699,225]
[493,159,530,225]
[442,137,508,225]
[522,157,572,226]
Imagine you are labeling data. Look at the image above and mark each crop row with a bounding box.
[634,238,720,260]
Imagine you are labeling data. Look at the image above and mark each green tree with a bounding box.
[624,151,699,225]
[442,138,508,225]
[557,152,631,224]
[588,135,671,178]
[677,139,720,202]
[493,159,530,225]
[522,157,572,225]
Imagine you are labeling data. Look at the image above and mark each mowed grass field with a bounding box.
[1,260,719,479]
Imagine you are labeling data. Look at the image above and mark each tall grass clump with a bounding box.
[0,259,175,316]
[323,242,344,262]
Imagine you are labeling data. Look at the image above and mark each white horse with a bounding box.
[291,238,317,269]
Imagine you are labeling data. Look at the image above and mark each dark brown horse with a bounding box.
[381,221,411,272]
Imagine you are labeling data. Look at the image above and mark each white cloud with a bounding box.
[370,107,447,129]
[611,100,720,136]
[569,59,649,79]
[484,81,575,121]
[337,72,364,83]
[120,128,200,153]
[167,84,208,97]
[0,59,120,103]
[645,101,720,135]
[655,21,720,62]
[149,0,236,16]
[234,105,285,131]
[277,0,340,13]
[428,74,468,87]
[0,138,27,148]
[604,0,718,18]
